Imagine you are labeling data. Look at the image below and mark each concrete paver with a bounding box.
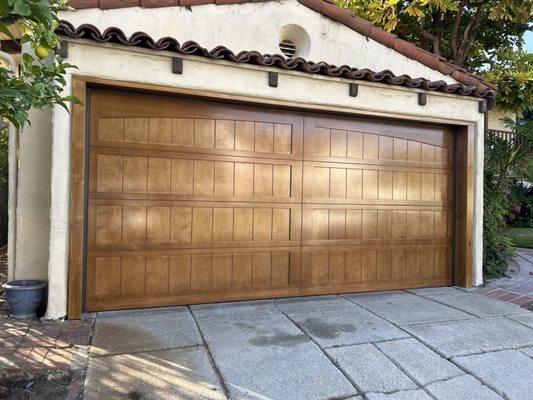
[287,306,409,348]
[195,313,357,400]
[275,295,357,314]
[326,343,417,393]
[519,346,533,358]
[403,316,533,357]
[343,291,473,325]
[413,290,528,317]
[84,346,225,400]
[453,350,533,400]
[407,287,462,296]
[79,290,533,400]
[507,312,533,328]
[375,338,463,385]
[366,389,433,400]
[90,307,201,356]
[424,375,503,400]
[189,300,277,321]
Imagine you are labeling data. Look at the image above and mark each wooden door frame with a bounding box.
[67,75,475,319]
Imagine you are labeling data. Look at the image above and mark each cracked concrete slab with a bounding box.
[90,308,202,356]
[407,287,461,296]
[287,307,409,348]
[189,299,277,321]
[403,317,533,357]
[197,313,357,400]
[507,312,533,329]
[343,291,472,325]
[275,295,357,314]
[375,338,463,385]
[366,389,433,400]
[84,346,225,400]
[453,350,533,400]
[326,343,417,393]
[413,291,529,317]
[520,346,533,358]
[424,375,503,400]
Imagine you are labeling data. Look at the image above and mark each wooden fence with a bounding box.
[487,129,532,152]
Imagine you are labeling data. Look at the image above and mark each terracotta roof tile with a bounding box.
[64,0,497,97]
[56,20,496,108]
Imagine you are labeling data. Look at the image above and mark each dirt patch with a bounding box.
[0,370,84,400]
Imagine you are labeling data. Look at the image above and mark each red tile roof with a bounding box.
[57,20,495,106]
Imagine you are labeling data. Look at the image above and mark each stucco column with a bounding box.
[45,86,72,320]
[472,122,484,286]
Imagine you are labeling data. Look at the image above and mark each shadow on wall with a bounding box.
[0,125,7,247]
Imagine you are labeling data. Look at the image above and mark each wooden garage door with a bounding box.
[301,116,453,295]
[85,90,453,311]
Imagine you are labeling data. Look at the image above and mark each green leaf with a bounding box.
[12,0,32,16]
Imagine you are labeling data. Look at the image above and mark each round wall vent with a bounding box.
[279,39,296,57]
[279,24,311,58]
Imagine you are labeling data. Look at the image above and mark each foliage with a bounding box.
[0,0,79,129]
[483,122,531,277]
[507,180,533,228]
[506,228,533,249]
[484,49,533,115]
[336,0,532,68]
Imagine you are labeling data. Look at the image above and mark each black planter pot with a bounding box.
[3,280,47,319]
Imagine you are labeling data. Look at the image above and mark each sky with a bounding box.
[525,30,533,53]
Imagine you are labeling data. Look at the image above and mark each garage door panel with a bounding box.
[301,246,452,288]
[303,162,451,204]
[93,115,302,161]
[89,203,300,251]
[86,249,301,309]
[90,150,302,203]
[304,121,451,167]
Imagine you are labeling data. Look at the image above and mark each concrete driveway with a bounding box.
[84,287,533,400]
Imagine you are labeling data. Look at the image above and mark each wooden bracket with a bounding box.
[418,92,427,106]
[172,57,183,74]
[349,83,358,97]
[268,72,278,88]
[479,101,488,113]
[58,41,68,58]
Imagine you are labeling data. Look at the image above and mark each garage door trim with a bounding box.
[67,76,474,319]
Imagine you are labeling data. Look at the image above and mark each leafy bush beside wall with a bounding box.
[507,180,533,228]
[483,124,532,277]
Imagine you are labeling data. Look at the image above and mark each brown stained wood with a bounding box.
[301,115,454,293]
[73,85,467,316]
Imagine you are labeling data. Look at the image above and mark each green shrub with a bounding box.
[507,180,533,228]
[483,124,531,277]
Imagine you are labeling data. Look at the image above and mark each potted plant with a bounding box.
[3,280,47,319]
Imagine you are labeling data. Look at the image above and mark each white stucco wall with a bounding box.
[488,106,515,131]
[59,1,458,84]
[38,37,484,319]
